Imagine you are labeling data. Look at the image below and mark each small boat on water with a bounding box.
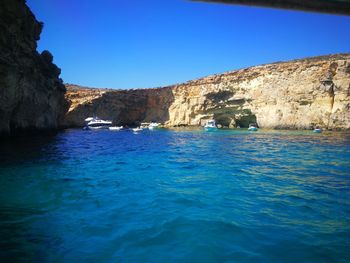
[85,117,112,129]
[313,128,322,133]
[248,123,258,131]
[132,127,143,132]
[140,123,149,129]
[109,126,123,131]
[148,122,160,130]
[139,122,161,130]
[204,120,218,131]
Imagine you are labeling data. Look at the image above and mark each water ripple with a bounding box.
[0,129,350,262]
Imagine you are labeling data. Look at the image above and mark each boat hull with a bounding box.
[87,126,111,130]
[204,127,218,131]
[109,126,123,131]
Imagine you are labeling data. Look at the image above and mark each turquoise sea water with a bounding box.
[0,128,350,262]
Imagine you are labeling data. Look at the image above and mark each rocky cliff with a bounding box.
[0,0,67,135]
[64,85,174,127]
[65,54,350,130]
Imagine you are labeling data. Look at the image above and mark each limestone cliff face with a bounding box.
[168,54,350,130]
[65,54,350,130]
[0,0,67,135]
[64,85,174,127]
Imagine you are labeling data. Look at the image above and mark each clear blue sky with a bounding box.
[27,0,350,89]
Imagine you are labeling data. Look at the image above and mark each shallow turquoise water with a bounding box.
[0,128,350,262]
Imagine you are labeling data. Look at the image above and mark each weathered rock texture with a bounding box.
[65,54,350,130]
[64,85,174,127]
[0,0,67,135]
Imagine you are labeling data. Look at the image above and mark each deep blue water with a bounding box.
[1,128,350,262]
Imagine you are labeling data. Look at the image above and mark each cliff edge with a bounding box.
[0,0,67,136]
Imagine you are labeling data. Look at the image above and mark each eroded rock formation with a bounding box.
[168,54,350,130]
[0,0,67,135]
[64,85,174,127]
[65,54,350,130]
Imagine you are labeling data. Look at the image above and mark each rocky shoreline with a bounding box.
[1,1,349,136]
[64,54,350,130]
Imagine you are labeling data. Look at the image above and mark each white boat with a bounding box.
[109,126,123,131]
[148,122,160,130]
[132,127,143,132]
[204,120,217,131]
[248,123,258,131]
[84,117,94,122]
[313,128,322,133]
[140,123,149,129]
[85,117,112,129]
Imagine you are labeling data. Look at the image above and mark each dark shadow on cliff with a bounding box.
[204,90,257,128]
[0,0,68,136]
[64,86,175,127]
